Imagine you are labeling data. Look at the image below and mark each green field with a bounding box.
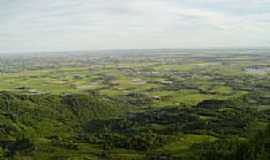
[0,49,269,159]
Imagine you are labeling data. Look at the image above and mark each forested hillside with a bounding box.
[0,91,268,159]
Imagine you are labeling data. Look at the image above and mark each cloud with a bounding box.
[0,0,269,52]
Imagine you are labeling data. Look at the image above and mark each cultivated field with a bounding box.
[0,49,269,159]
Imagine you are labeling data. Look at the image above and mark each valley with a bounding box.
[0,49,269,159]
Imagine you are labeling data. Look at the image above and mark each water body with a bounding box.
[245,66,270,75]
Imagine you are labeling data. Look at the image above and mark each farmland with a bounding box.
[0,49,269,159]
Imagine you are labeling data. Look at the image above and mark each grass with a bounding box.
[0,55,265,103]
[157,134,217,156]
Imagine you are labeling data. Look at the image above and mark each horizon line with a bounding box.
[0,46,270,55]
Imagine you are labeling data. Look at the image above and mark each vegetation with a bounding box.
[0,49,269,159]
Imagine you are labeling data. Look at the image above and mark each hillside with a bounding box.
[0,90,268,159]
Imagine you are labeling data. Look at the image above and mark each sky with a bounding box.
[0,0,270,53]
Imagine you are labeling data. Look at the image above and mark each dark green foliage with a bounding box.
[117,92,153,107]
[78,97,259,160]
[0,91,127,159]
[50,139,78,150]
[6,134,34,158]
[0,90,268,159]
[192,124,270,160]
[91,102,254,136]
[146,153,177,160]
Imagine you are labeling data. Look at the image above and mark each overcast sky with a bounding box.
[0,0,270,52]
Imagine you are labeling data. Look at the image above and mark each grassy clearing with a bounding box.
[157,134,217,155]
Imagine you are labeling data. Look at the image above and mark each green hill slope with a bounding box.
[0,91,128,159]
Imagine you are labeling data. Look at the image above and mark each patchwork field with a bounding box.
[0,49,269,159]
